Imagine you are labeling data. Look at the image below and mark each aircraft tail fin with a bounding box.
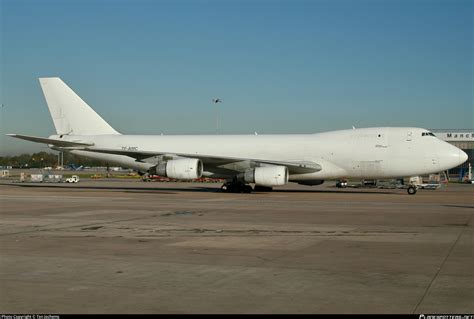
[39,77,120,135]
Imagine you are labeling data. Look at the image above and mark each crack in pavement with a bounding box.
[412,217,470,313]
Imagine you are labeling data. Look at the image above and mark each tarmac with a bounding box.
[0,178,473,313]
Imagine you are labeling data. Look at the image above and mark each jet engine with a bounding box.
[150,158,203,179]
[243,166,288,187]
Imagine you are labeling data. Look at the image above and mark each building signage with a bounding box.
[436,131,474,142]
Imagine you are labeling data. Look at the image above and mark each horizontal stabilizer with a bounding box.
[6,134,94,147]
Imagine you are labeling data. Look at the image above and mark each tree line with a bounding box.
[0,151,110,168]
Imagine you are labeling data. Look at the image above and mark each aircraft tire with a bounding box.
[254,185,273,192]
[407,186,417,195]
[243,185,253,193]
[221,182,252,193]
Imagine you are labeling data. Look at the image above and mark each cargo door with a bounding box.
[350,130,388,178]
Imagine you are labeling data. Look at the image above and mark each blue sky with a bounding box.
[1,0,472,155]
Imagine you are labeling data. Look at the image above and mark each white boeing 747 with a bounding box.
[8,78,468,194]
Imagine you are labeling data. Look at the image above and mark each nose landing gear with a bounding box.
[407,185,417,195]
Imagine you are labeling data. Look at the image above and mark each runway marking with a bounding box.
[194,198,235,202]
[0,195,132,201]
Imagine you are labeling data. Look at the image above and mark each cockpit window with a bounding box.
[422,132,436,137]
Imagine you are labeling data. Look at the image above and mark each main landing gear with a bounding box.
[220,180,275,193]
[221,181,253,193]
[253,185,273,192]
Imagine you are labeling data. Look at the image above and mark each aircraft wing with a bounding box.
[7,134,94,147]
[84,147,321,174]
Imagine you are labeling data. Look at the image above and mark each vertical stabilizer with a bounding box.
[39,77,120,135]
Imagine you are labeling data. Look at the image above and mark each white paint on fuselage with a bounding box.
[57,127,466,181]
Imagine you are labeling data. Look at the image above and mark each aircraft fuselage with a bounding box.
[53,126,466,181]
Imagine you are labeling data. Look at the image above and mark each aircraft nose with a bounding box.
[437,142,468,170]
[459,149,468,165]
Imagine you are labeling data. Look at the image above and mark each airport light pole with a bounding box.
[212,98,222,134]
[57,151,64,169]
[0,104,5,158]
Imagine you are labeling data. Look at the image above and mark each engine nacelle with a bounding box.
[151,158,203,180]
[243,166,288,187]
